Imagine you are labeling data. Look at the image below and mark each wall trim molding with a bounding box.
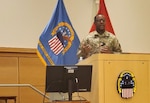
[0,47,36,54]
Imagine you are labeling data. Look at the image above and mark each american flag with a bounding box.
[122,88,133,98]
[48,35,64,55]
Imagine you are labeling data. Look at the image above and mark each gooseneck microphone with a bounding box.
[100,42,105,46]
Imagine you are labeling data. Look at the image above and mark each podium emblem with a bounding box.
[117,70,136,99]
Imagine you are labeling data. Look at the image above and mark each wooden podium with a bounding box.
[76,53,150,103]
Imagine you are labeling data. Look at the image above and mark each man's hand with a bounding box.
[82,44,92,54]
[100,46,113,53]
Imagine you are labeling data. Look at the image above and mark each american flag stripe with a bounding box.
[48,36,64,55]
[50,39,61,49]
[54,46,64,55]
[53,43,64,54]
[122,88,133,98]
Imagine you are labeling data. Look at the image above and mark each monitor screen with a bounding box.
[45,65,92,93]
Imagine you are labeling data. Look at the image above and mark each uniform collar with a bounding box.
[93,31,110,38]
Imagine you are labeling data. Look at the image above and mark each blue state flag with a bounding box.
[37,0,80,66]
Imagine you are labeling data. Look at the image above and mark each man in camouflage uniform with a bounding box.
[77,14,122,59]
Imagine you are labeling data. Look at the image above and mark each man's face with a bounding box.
[94,15,106,31]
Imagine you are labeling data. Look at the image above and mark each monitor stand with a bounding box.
[68,79,73,101]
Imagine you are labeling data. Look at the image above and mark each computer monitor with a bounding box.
[45,65,92,101]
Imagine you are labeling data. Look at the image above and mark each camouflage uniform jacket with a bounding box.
[77,31,122,59]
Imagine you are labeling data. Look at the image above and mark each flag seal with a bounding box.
[51,22,74,55]
[117,70,136,99]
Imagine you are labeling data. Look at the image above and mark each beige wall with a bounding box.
[0,0,150,53]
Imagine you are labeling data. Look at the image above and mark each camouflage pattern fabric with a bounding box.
[77,31,122,59]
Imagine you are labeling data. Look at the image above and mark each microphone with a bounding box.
[100,42,105,46]
[75,78,78,83]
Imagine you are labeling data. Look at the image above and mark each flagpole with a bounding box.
[95,0,99,12]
